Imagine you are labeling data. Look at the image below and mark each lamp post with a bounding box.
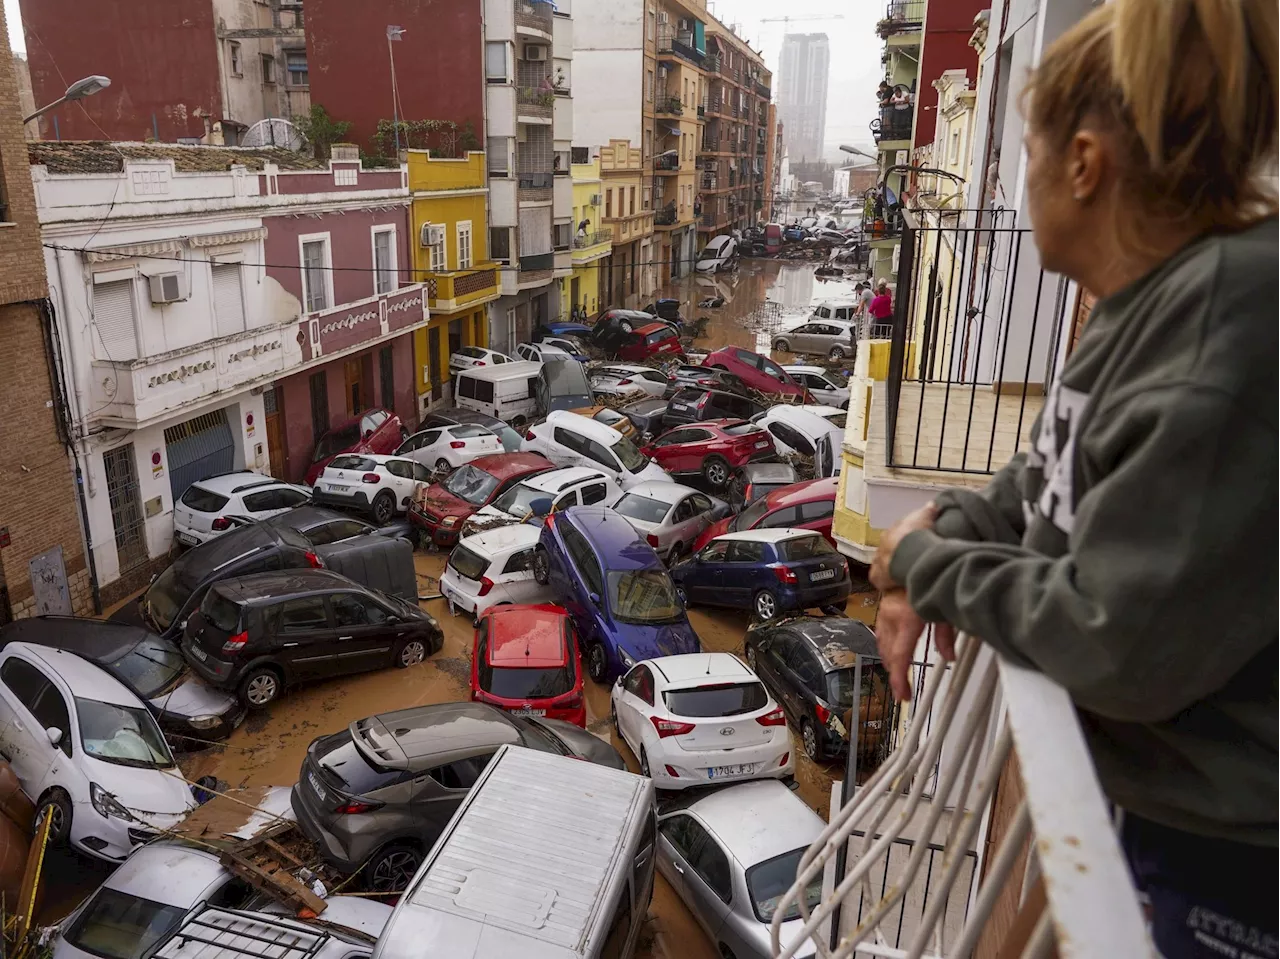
[839,143,879,163]
[24,75,112,125]
[387,26,406,158]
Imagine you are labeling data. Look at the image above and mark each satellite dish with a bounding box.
[241,118,306,151]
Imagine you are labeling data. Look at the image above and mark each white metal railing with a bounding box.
[771,635,1156,959]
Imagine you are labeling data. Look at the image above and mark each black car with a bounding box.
[266,505,410,545]
[663,387,766,427]
[0,616,245,743]
[620,398,669,440]
[743,616,887,762]
[663,365,748,399]
[411,407,524,452]
[727,463,801,513]
[641,298,684,323]
[182,568,444,709]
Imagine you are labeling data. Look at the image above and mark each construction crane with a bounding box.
[759,14,845,30]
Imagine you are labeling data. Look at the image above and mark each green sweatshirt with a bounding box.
[890,218,1278,846]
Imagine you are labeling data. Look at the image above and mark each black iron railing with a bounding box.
[874,106,913,142]
[884,0,926,25]
[654,207,677,225]
[573,230,612,248]
[656,95,684,116]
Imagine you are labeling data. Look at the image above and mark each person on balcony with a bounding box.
[868,280,893,322]
[868,1,1276,957]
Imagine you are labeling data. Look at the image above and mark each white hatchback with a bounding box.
[449,346,512,375]
[783,365,851,409]
[521,410,670,490]
[312,453,432,525]
[590,364,671,399]
[173,473,311,547]
[462,466,622,536]
[395,423,504,473]
[438,524,553,621]
[610,651,793,791]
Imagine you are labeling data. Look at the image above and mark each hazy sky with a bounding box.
[5,0,880,159]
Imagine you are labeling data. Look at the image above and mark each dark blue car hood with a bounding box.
[612,617,701,660]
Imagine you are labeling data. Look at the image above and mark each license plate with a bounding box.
[325,483,345,493]
[811,568,836,581]
[511,708,546,717]
[754,441,769,449]
[176,530,198,546]
[708,763,755,779]
[307,771,327,804]
[190,646,208,662]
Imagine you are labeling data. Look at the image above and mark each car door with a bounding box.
[650,428,694,473]
[760,630,804,722]
[327,592,400,674]
[683,540,729,604]
[658,814,732,940]
[581,438,625,482]
[616,664,655,754]
[0,656,58,790]
[269,596,337,681]
[668,495,700,547]
[781,640,825,721]
[789,324,818,352]
[403,430,444,466]
[497,546,542,604]
[723,540,766,606]
[551,426,589,469]
[799,498,837,543]
[414,751,497,842]
[382,460,419,510]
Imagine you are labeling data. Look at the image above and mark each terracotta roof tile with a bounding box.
[26,141,325,175]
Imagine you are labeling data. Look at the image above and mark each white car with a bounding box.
[795,403,847,430]
[438,524,554,620]
[449,346,513,375]
[395,423,505,473]
[173,472,311,547]
[783,365,851,409]
[0,643,197,863]
[611,481,727,564]
[610,652,793,791]
[312,453,432,525]
[522,410,670,490]
[590,364,671,399]
[463,466,622,535]
[516,340,582,363]
[753,405,845,459]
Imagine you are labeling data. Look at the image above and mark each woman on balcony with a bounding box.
[869,1,1276,957]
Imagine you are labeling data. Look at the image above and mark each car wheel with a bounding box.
[639,746,651,778]
[532,547,551,585]
[371,491,396,525]
[802,718,821,761]
[702,456,730,489]
[396,638,428,667]
[239,667,282,709]
[364,843,423,893]
[665,543,682,566]
[435,458,453,474]
[754,589,779,621]
[36,789,72,846]
[829,345,846,360]
[774,338,790,352]
[587,642,609,684]
[719,946,739,959]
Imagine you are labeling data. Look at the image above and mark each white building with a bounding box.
[483,0,575,350]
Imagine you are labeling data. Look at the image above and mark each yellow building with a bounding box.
[562,155,612,319]
[407,150,501,412]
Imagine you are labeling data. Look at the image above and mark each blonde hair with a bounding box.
[1024,0,1278,241]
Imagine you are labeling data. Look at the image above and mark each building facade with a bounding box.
[566,155,611,318]
[777,33,829,163]
[597,139,655,307]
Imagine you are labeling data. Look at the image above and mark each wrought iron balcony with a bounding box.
[656,95,684,116]
[514,0,553,34]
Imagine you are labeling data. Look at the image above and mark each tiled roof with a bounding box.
[27,141,326,175]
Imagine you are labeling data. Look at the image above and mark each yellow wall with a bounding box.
[566,158,609,318]
[407,150,492,275]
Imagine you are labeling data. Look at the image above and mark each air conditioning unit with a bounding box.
[419,223,445,247]
[148,272,187,304]
[523,44,547,61]
[657,65,667,79]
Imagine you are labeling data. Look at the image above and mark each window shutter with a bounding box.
[212,263,246,337]
[93,280,139,361]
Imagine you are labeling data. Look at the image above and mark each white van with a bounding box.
[372,745,657,959]
[454,360,541,428]
[811,298,859,322]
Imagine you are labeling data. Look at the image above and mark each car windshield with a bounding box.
[482,663,575,700]
[108,639,186,700]
[723,422,759,436]
[442,465,500,506]
[612,436,650,473]
[541,358,591,395]
[730,496,773,532]
[778,536,838,562]
[823,412,847,429]
[663,681,768,717]
[612,493,670,525]
[329,454,375,472]
[76,699,175,768]
[491,481,546,517]
[144,565,192,632]
[63,887,187,959]
[826,668,857,710]
[607,569,683,624]
[314,425,360,460]
[448,545,490,581]
[747,847,823,923]
[316,733,404,793]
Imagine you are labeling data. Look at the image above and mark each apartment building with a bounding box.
[596,139,655,307]
[777,32,829,163]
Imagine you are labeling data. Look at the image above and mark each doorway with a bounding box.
[344,358,368,416]
[570,277,580,315]
[428,326,442,401]
[264,387,286,478]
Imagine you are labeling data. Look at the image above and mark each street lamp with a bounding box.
[24,75,112,124]
[839,143,879,163]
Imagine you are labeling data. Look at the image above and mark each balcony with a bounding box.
[422,266,499,314]
[753,79,771,98]
[654,207,677,226]
[656,26,704,68]
[517,170,553,201]
[654,151,680,172]
[514,0,553,36]
[878,0,925,37]
[516,86,555,119]
[655,95,684,116]
[572,229,612,262]
[873,105,914,144]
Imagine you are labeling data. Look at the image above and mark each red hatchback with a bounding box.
[614,322,684,363]
[702,346,809,400]
[303,408,404,485]
[471,604,586,727]
[693,476,839,551]
[641,419,775,489]
[410,453,552,547]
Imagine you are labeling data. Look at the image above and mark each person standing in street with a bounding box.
[867,1,1277,957]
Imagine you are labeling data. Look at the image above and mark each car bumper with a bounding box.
[649,736,794,790]
[409,508,460,546]
[173,527,215,548]
[157,702,248,746]
[312,488,372,511]
[439,573,484,619]
[781,581,853,611]
[289,785,361,875]
[71,810,189,863]
[181,640,239,689]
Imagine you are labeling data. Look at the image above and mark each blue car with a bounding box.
[532,506,701,682]
[783,226,807,242]
[534,321,594,340]
[671,528,851,621]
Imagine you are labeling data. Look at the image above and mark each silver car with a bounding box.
[772,320,856,360]
[591,364,671,398]
[657,779,823,959]
[611,481,728,564]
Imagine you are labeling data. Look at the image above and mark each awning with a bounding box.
[664,125,682,137]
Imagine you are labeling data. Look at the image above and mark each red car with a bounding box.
[410,453,552,547]
[470,603,586,727]
[641,419,775,489]
[693,476,839,551]
[303,408,404,485]
[614,322,684,363]
[702,346,809,400]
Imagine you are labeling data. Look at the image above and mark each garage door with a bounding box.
[164,408,236,501]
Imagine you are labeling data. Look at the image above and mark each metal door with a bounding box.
[264,387,286,479]
[163,409,235,503]
[428,326,442,402]
[103,444,148,572]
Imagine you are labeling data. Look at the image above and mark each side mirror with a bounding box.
[364,430,374,440]
[588,592,601,608]
[46,727,62,746]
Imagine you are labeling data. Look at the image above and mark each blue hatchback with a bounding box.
[532,506,701,683]
[671,528,851,621]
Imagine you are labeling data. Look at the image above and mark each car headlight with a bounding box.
[442,516,459,527]
[619,648,637,669]
[187,715,222,730]
[90,783,131,821]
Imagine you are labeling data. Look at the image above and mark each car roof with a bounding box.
[703,235,733,251]
[267,505,369,534]
[212,568,355,603]
[816,297,858,308]
[783,365,827,375]
[635,322,673,335]
[561,506,659,570]
[544,410,627,447]
[354,702,520,767]
[603,309,657,320]
[763,406,843,434]
[595,363,651,374]
[169,522,292,579]
[487,605,568,667]
[738,463,798,482]
[523,466,609,491]
[648,652,751,687]
[765,476,840,506]
[468,453,555,480]
[619,480,698,504]
[782,617,879,670]
[458,523,542,556]
[325,408,392,433]
[455,360,542,381]
[330,453,412,466]
[0,616,151,663]
[711,527,818,544]
[681,779,825,867]
[103,841,229,906]
[797,405,843,419]
[191,471,280,495]
[11,641,146,706]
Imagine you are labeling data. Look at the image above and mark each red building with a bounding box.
[914,1,988,148]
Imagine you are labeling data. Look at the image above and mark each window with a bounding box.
[486,137,509,176]
[644,129,652,159]
[455,221,473,270]
[301,237,330,312]
[799,499,835,522]
[605,189,613,219]
[92,279,139,361]
[424,225,446,272]
[503,548,534,574]
[429,753,495,790]
[1,658,50,718]
[276,597,328,632]
[211,263,245,337]
[243,488,307,512]
[784,643,824,693]
[725,541,766,563]
[769,422,813,456]
[580,482,608,505]
[229,41,242,76]
[309,371,329,442]
[599,886,633,959]
[489,227,511,262]
[373,228,396,295]
[571,146,589,164]
[950,129,961,163]
[63,888,188,959]
[646,70,654,102]
[379,346,395,410]
[285,51,308,86]
[553,222,571,250]
[760,505,801,528]
[561,525,604,596]
[485,41,508,82]
[661,815,732,901]
[261,54,276,84]
[304,519,369,546]
[629,186,636,215]
[642,185,651,210]
[332,593,389,627]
